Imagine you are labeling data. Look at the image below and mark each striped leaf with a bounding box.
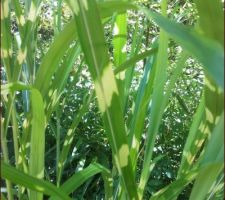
[1,0,13,81]
[65,0,138,199]
[113,8,127,109]
[190,113,224,200]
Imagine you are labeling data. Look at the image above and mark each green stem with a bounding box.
[56,108,61,187]
[1,120,14,200]
[11,104,24,200]
[11,106,19,166]
[57,0,62,32]
[54,0,62,35]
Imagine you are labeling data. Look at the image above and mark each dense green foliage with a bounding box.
[1,0,224,200]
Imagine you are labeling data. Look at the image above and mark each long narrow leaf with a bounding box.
[1,163,71,200]
[60,163,110,194]
[194,0,224,45]
[65,0,138,198]
[150,169,198,200]
[57,92,94,185]
[190,113,224,200]
[139,1,168,197]
[114,47,158,74]
[113,9,127,108]
[140,6,224,89]
[29,89,45,200]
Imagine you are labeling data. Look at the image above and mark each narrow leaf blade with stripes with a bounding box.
[65,0,138,199]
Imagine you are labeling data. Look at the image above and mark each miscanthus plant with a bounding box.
[1,0,224,199]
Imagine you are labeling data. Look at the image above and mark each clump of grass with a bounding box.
[1,0,224,199]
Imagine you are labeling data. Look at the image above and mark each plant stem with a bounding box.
[56,108,61,187]
[1,120,14,200]
[11,106,19,166]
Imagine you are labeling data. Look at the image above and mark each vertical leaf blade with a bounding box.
[113,12,127,108]
[65,0,138,199]
[139,0,168,197]
[29,89,45,200]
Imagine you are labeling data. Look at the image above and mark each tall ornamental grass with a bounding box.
[1,0,224,199]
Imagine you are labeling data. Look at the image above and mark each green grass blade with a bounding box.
[141,6,224,89]
[1,82,33,93]
[1,162,71,200]
[128,55,156,169]
[101,170,113,200]
[1,82,46,200]
[53,0,62,35]
[190,164,223,200]
[114,47,158,74]
[65,0,138,199]
[177,95,205,176]
[178,77,224,177]
[194,0,224,45]
[57,92,94,186]
[113,13,127,66]
[29,89,45,200]
[140,99,223,200]
[190,113,224,200]
[200,113,224,166]
[150,169,199,200]
[11,106,20,167]
[113,11,127,108]
[45,44,81,119]
[34,22,77,98]
[59,163,110,195]
[123,20,147,121]
[12,0,25,37]
[2,87,30,178]
[34,1,134,101]
[1,119,14,200]
[12,0,42,82]
[207,174,224,200]
[98,1,137,18]
[12,0,37,83]
[138,1,168,197]
[138,39,189,200]
[1,0,13,81]
[129,45,186,162]
[52,163,112,199]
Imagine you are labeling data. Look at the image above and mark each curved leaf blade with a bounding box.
[141,7,224,89]
[1,163,71,200]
